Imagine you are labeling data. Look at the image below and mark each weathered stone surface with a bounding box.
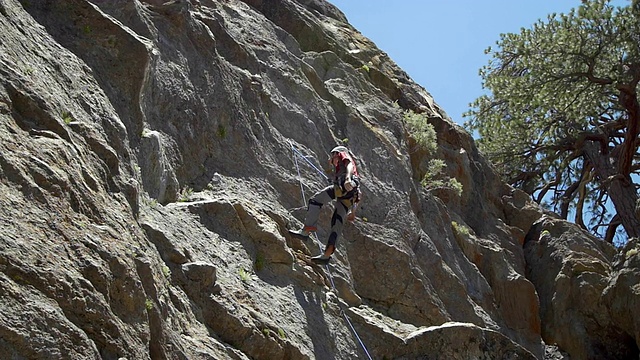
[1,0,638,358]
[525,217,638,359]
[603,238,640,356]
[182,261,216,287]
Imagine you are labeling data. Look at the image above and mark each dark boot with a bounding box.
[288,226,315,239]
[310,254,331,264]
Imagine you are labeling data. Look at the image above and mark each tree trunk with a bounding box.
[607,177,640,238]
[617,84,640,176]
[584,142,640,239]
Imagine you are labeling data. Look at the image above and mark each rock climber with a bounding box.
[289,145,361,264]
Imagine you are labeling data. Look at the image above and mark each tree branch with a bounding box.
[560,180,581,219]
[604,214,622,244]
[575,164,594,230]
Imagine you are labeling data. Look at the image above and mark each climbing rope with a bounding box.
[290,143,331,184]
[290,142,373,360]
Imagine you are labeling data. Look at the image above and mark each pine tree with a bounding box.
[465,0,640,244]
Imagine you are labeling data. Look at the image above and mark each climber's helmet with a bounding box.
[330,146,348,155]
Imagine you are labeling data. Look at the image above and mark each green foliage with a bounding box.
[144,197,158,208]
[464,0,640,243]
[359,60,373,72]
[261,327,286,339]
[402,109,463,196]
[145,299,153,310]
[178,187,193,202]
[239,268,250,282]
[162,265,171,278]
[451,221,471,237]
[403,109,437,154]
[61,111,73,124]
[421,159,463,196]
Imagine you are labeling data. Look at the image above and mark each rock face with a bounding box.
[0,0,638,359]
[525,219,640,359]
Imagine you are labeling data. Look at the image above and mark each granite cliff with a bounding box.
[0,0,639,359]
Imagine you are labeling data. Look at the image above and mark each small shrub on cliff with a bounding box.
[451,221,470,238]
[402,109,463,196]
[61,111,73,125]
[403,109,437,154]
[147,198,158,208]
[162,265,171,278]
[421,159,463,196]
[239,268,250,282]
[178,187,193,202]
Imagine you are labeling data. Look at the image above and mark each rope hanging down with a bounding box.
[290,143,331,184]
[289,142,373,360]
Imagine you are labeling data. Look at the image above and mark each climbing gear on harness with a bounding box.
[335,174,360,199]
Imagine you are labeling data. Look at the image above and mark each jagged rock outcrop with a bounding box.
[1,0,639,359]
[525,218,640,359]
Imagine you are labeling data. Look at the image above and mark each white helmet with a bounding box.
[330,145,348,154]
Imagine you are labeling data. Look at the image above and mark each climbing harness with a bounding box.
[290,142,373,360]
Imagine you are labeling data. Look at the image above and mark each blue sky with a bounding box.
[328,0,627,126]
